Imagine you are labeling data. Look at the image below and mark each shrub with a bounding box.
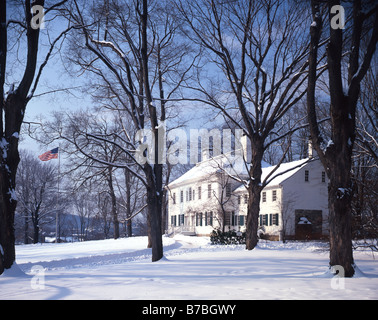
[210,229,246,245]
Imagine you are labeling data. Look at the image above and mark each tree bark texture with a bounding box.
[307,0,378,277]
[107,166,119,239]
[245,140,264,250]
[0,0,45,274]
[140,0,164,261]
[145,164,163,262]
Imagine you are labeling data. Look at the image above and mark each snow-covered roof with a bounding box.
[234,158,310,193]
[168,152,310,191]
[168,152,271,188]
[168,156,246,188]
[168,161,221,187]
[168,147,311,191]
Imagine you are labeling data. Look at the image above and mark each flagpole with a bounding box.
[56,146,60,243]
[38,147,60,243]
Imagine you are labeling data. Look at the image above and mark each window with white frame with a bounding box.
[272,213,279,226]
[208,211,213,226]
[196,212,203,226]
[261,214,269,226]
[179,214,185,226]
[171,215,177,226]
[259,213,279,226]
[231,211,236,226]
[239,215,245,226]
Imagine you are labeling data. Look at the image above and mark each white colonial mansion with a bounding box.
[167,140,329,240]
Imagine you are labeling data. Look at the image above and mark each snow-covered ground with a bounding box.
[0,235,377,300]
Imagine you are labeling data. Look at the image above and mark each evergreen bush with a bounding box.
[210,229,246,245]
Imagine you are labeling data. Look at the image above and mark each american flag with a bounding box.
[38,147,59,161]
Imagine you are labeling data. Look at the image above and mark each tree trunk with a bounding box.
[306,0,377,277]
[140,0,164,261]
[147,213,152,249]
[0,179,16,274]
[125,169,132,237]
[107,166,119,239]
[328,174,354,277]
[325,99,356,277]
[0,0,47,275]
[145,165,163,262]
[0,94,24,273]
[221,209,226,233]
[0,148,19,274]
[245,140,264,250]
[24,213,29,244]
[33,219,40,244]
[31,207,40,244]
[246,186,261,250]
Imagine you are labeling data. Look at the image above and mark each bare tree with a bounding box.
[43,110,124,239]
[351,63,377,252]
[176,0,317,250]
[68,186,100,241]
[16,150,57,243]
[277,191,296,243]
[59,0,193,261]
[307,0,378,277]
[0,0,70,274]
[36,108,149,240]
[116,167,147,237]
[355,66,378,162]
[212,173,238,233]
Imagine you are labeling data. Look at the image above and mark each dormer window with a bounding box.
[305,170,309,182]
